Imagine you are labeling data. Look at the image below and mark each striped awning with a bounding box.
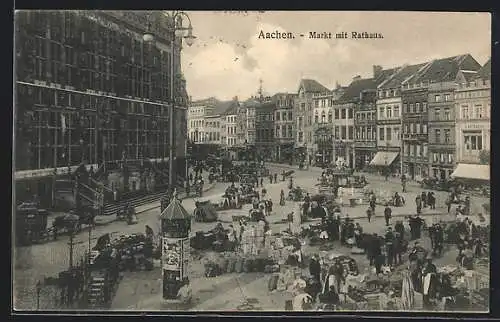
[369,152,399,166]
[451,163,490,181]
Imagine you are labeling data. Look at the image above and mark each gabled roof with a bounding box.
[160,194,190,220]
[477,58,491,79]
[374,68,398,85]
[221,101,239,116]
[458,70,479,82]
[209,100,239,116]
[298,79,330,93]
[403,54,481,85]
[337,78,378,103]
[378,63,427,89]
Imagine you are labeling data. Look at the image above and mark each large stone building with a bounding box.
[427,81,458,179]
[188,97,219,143]
[254,98,275,161]
[311,85,345,166]
[454,58,491,166]
[401,54,481,180]
[15,11,189,207]
[295,79,330,165]
[220,99,240,160]
[273,93,296,162]
[332,76,373,168]
[187,97,239,160]
[353,66,396,170]
[375,63,425,176]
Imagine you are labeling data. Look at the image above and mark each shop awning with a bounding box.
[451,163,490,181]
[369,152,399,166]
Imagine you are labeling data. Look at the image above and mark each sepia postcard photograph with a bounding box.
[12,10,491,313]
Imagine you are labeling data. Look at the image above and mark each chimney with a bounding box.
[233,96,238,102]
[353,75,362,81]
[189,96,193,103]
[336,81,341,89]
[373,65,383,79]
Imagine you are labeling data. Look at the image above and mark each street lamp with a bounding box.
[143,11,196,189]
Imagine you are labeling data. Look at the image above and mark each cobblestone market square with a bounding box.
[13,10,490,313]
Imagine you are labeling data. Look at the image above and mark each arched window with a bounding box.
[321,111,326,123]
[328,112,333,123]
[314,110,319,124]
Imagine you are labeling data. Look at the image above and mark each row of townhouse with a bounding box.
[187,54,490,180]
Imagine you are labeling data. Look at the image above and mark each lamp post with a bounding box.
[143,11,196,189]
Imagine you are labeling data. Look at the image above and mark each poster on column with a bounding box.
[162,238,181,271]
[181,237,190,279]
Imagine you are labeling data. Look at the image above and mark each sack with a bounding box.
[268,273,279,291]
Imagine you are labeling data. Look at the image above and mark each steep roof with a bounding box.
[477,58,491,79]
[221,101,239,116]
[337,78,378,103]
[159,194,190,220]
[374,67,398,85]
[403,54,481,85]
[209,100,238,116]
[299,79,330,93]
[459,70,479,82]
[378,63,428,89]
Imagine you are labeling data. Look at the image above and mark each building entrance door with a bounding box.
[409,164,415,180]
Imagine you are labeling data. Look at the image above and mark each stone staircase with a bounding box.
[101,187,172,216]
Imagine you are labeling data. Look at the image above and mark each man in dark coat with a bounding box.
[368,233,382,266]
[415,195,422,214]
[369,198,376,215]
[421,191,427,208]
[274,173,278,184]
[384,227,395,267]
[392,232,403,266]
[414,215,424,239]
[395,220,405,240]
[384,204,392,226]
[309,254,322,282]
[427,191,435,209]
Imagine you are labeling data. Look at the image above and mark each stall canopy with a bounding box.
[451,163,490,181]
[369,152,399,166]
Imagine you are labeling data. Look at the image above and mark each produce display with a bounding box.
[329,255,359,276]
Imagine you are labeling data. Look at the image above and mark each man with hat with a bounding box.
[384,204,392,226]
[384,227,395,267]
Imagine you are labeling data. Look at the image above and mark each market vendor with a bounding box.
[421,255,438,308]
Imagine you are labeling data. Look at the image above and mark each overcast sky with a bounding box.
[180,11,491,101]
